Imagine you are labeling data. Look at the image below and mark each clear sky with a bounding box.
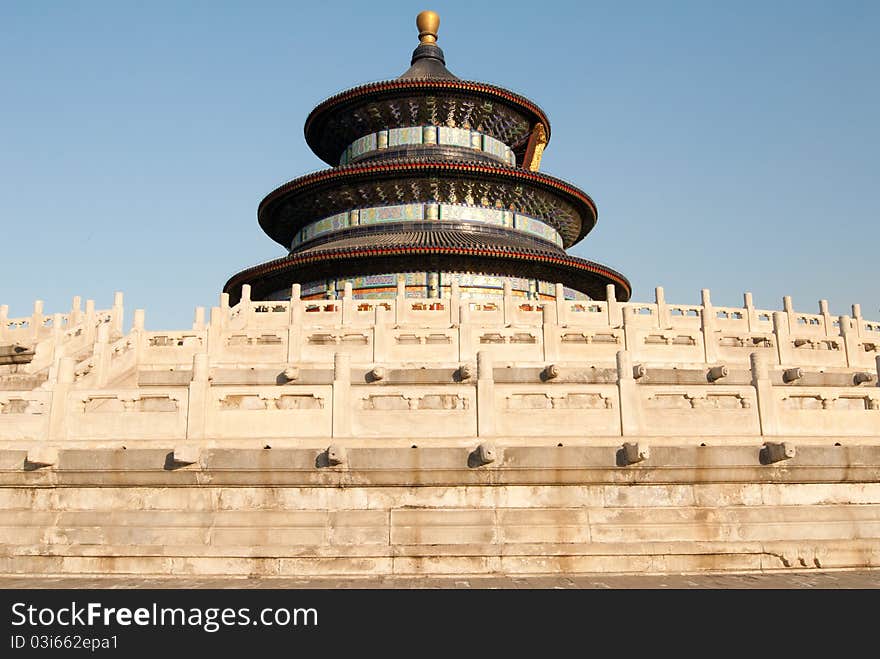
[1,1,877,329]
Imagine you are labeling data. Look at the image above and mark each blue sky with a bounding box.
[1,1,877,329]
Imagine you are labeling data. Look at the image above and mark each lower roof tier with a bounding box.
[223,231,630,305]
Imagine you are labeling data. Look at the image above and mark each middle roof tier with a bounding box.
[258,158,598,249]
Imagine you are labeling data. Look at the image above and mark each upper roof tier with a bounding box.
[304,11,551,169]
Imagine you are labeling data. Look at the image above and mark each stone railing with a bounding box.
[0,293,124,376]
[0,283,877,443]
[185,281,879,370]
[1,347,877,444]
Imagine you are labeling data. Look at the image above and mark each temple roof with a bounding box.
[303,11,549,167]
[398,11,458,80]
[399,12,457,79]
[398,43,458,80]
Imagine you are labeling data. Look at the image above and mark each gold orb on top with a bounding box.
[416,10,440,44]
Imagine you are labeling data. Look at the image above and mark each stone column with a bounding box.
[395,275,406,324]
[84,299,96,343]
[655,286,670,329]
[111,291,124,335]
[503,281,514,326]
[132,309,146,367]
[93,323,111,387]
[219,293,230,329]
[819,299,833,336]
[287,284,302,363]
[239,284,252,319]
[341,281,354,326]
[852,304,864,338]
[476,351,495,437]
[773,311,792,366]
[617,350,641,436]
[839,315,858,368]
[48,313,65,380]
[743,292,757,332]
[373,306,390,363]
[449,281,461,325]
[31,300,44,343]
[701,288,718,364]
[186,353,210,440]
[622,306,638,354]
[542,303,558,362]
[783,295,794,333]
[605,284,621,327]
[750,351,778,436]
[48,357,76,441]
[332,352,352,438]
[459,302,473,363]
[554,283,565,326]
[69,296,83,327]
[289,284,302,318]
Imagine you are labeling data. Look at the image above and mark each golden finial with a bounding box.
[416,10,440,44]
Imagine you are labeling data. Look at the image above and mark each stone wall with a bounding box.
[1,282,878,577]
[1,446,878,577]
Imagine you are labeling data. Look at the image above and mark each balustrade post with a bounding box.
[852,304,863,338]
[503,281,514,326]
[773,311,792,366]
[743,292,756,332]
[111,291,124,335]
[605,283,621,327]
[554,283,565,326]
[839,315,858,368]
[655,286,670,330]
[701,288,717,363]
[332,352,352,438]
[819,299,833,335]
[617,350,641,436]
[342,281,354,326]
[750,351,778,436]
[783,295,794,333]
[186,353,210,440]
[48,357,76,441]
[542,303,558,362]
[69,296,82,327]
[84,299,96,344]
[449,281,461,325]
[31,300,44,343]
[476,351,495,437]
[395,275,406,324]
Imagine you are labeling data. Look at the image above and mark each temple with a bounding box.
[0,12,878,581]
[223,11,629,304]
